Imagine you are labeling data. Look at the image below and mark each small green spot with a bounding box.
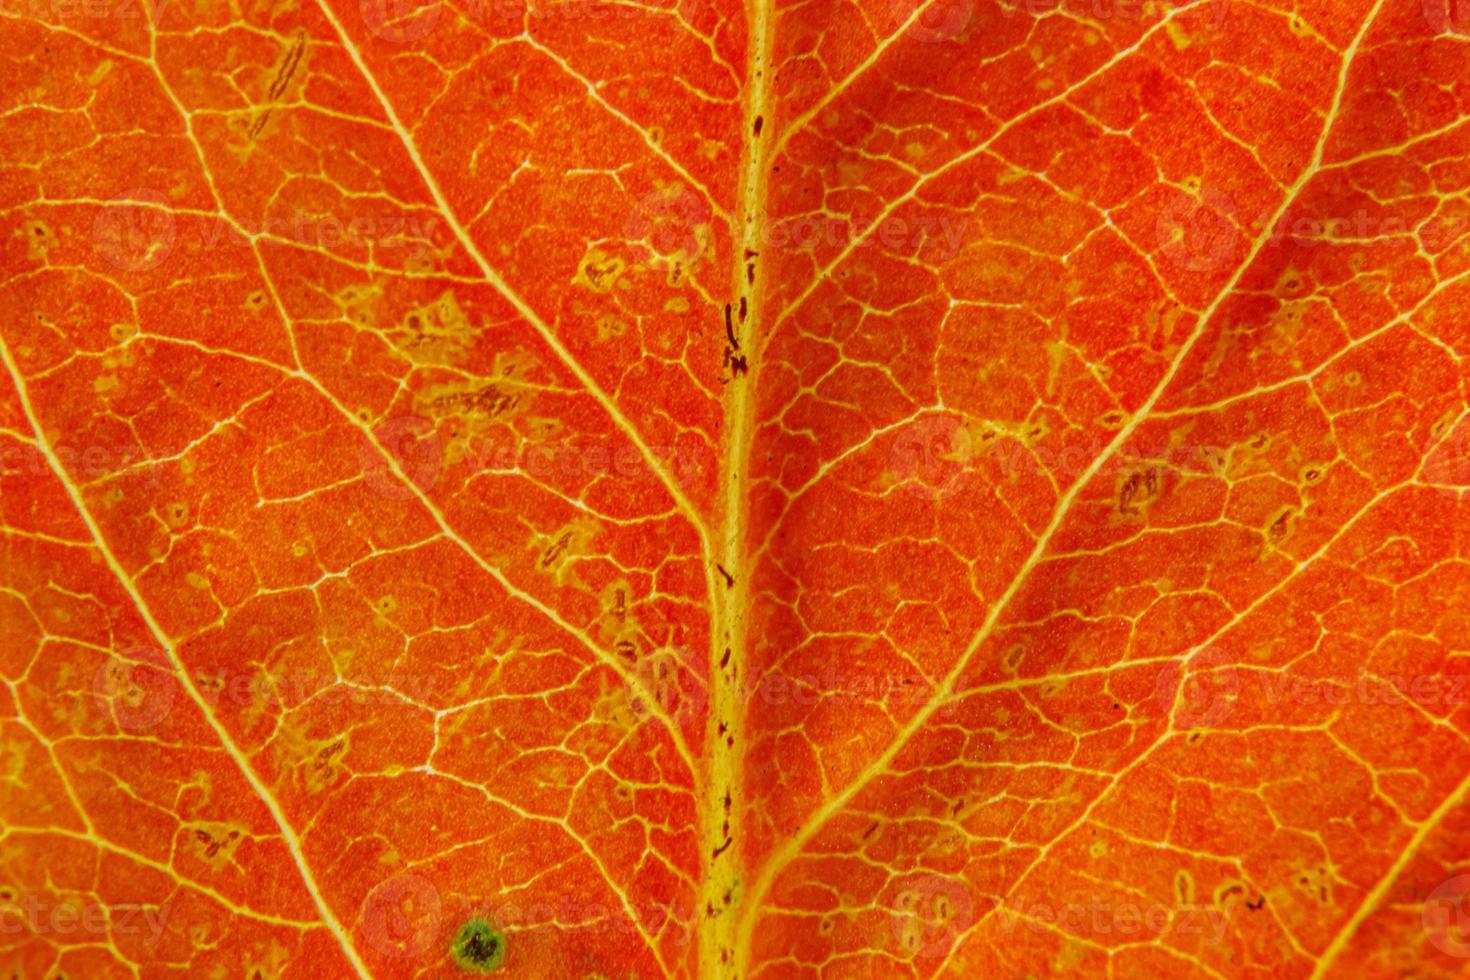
[451,917,505,973]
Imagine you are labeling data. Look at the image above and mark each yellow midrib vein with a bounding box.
[706,0,774,971]
[0,336,373,979]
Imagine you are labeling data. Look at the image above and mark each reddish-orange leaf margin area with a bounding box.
[3,0,1470,977]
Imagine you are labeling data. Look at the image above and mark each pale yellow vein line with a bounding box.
[769,0,947,161]
[938,466,1420,975]
[747,405,929,570]
[1088,820,1300,950]
[6,684,99,839]
[760,0,1219,356]
[520,34,732,224]
[1004,908,1232,979]
[314,0,716,562]
[9,678,324,930]
[1150,262,1470,422]
[2,825,324,930]
[0,337,373,980]
[131,18,698,775]
[1321,111,1470,172]
[306,375,703,775]
[0,11,146,64]
[427,761,677,975]
[1310,767,1470,978]
[709,0,774,967]
[734,0,1386,956]
[103,335,703,779]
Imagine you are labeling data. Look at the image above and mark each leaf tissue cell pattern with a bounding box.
[2,0,1470,976]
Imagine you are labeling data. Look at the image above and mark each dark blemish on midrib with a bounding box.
[724,304,739,351]
[722,303,749,380]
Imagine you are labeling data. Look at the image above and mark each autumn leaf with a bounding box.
[3,0,1470,976]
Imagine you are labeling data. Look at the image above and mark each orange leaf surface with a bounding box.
[3,0,1470,976]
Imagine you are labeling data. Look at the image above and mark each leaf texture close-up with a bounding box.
[3,0,1470,976]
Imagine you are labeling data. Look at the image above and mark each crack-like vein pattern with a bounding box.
[2,0,1470,977]
[1,1,719,975]
[741,0,1470,977]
